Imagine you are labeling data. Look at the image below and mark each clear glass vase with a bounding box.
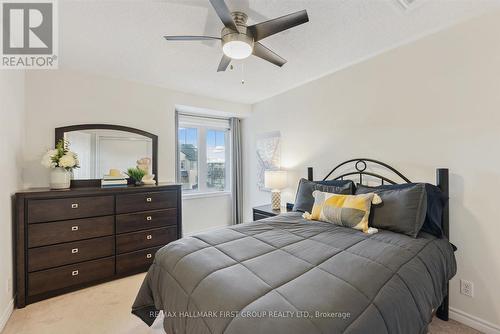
[50,167,71,189]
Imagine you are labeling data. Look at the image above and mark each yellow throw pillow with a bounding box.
[303,190,382,234]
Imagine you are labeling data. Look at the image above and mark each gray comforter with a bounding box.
[132,212,456,334]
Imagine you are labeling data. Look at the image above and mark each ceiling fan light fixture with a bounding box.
[164,0,309,71]
[223,40,252,59]
[221,31,253,60]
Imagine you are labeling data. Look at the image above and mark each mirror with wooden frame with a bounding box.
[55,124,158,187]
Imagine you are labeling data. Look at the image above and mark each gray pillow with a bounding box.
[355,184,427,238]
[293,178,354,213]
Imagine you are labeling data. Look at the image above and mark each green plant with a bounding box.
[126,167,146,184]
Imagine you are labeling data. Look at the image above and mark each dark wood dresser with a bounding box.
[15,183,181,308]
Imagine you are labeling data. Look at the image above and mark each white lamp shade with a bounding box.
[264,170,287,190]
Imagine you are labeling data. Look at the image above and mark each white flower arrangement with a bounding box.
[41,139,80,171]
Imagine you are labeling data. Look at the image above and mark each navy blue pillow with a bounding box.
[420,184,448,238]
[316,179,356,190]
[293,178,355,213]
[357,183,447,238]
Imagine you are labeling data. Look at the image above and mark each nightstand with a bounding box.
[252,204,292,221]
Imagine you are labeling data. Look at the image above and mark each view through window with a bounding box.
[178,127,198,190]
[177,114,230,193]
[206,129,227,191]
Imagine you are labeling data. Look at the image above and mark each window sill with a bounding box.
[182,191,231,200]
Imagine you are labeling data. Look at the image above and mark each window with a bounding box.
[206,129,227,191]
[177,113,231,194]
[178,127,198,190]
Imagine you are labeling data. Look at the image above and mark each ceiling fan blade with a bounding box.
[209,0,238,32]
[248,9,309,41]
[164,36,221,41]
[217,54,231,72]
[252,42,286,67]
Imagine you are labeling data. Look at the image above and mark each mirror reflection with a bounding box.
[64,129,153,180]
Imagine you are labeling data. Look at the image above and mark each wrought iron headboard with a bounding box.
[306,158,450,321]
[306,158,449,238]
[318,158,411,185]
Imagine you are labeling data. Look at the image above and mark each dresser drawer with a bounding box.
[28,216,114,248]
[28,257,115,296]
[116,227,177,254]
[116,191,177,214]
[116,209,177,234]
[28,196,114,223]
[28,236,114,272]
[116,246,162,275]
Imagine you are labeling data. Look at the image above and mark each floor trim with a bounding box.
[450,307,500,334]
[0,299,14,332]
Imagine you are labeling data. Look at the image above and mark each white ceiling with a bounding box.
[59,0,500,104]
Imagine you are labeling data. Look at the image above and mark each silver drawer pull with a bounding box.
[71,226,79,231]
[146,234,152,240]
[71,203,79,209]
[146,197,152,202]
[146,216,152,221]
[146,253,152,259]
[72,270,79,276]
[71,248,79,254]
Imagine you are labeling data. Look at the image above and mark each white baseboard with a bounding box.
[0,298,14,333]
[450,307,500,334]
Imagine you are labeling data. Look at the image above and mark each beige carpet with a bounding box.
[2,274,481,334]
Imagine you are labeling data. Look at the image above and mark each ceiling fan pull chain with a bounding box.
[241,62,245,85]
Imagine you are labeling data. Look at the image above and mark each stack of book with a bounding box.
[101,174,128,188]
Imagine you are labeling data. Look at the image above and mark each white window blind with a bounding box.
[178,114,230,130]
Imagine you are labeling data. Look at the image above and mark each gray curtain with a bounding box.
[230,117,243,224]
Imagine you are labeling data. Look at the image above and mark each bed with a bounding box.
[132,159,457,334]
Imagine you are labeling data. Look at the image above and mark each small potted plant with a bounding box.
[41,139,80,189]
[126,167,146,186]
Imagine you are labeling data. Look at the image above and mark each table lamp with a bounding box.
[264,170,287,210]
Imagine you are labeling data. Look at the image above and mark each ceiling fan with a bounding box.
[164,0,309,72]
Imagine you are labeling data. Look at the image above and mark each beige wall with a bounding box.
[24,69,250,237]
[243,11,500,331]
[0,71,25,330]
[183,194,232,235]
